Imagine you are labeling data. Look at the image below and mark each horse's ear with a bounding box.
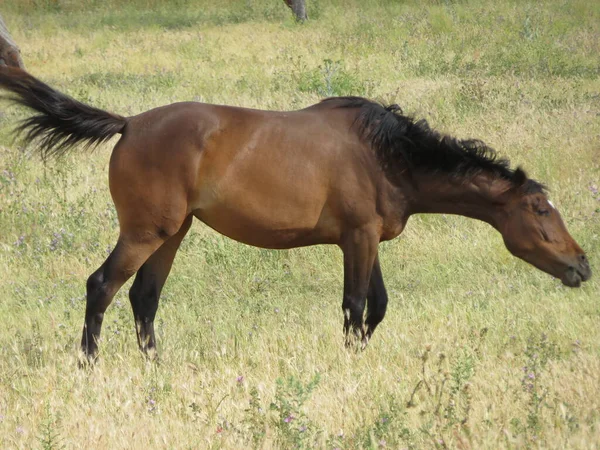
[513,167,528,187]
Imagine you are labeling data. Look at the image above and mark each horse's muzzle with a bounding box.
[561,255,592,287]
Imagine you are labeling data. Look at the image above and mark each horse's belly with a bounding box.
[189,133,345,248]
[192,190,338,249]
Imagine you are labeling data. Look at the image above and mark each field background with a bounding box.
[0,0,599,448]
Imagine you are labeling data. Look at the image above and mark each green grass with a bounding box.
[1,0,599,448]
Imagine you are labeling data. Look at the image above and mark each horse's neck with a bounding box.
[409,172,512,229]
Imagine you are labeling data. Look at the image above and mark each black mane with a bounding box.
[322,96,544,193]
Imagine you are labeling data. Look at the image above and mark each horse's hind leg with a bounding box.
[81,233,168,360]
[128,215,193,357]
[363,256,388,347]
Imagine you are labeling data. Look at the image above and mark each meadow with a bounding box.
[0,0,599,448]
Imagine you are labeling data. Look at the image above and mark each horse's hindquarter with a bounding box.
[191,105,379,248]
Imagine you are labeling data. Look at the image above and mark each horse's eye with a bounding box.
[537,209,550,216]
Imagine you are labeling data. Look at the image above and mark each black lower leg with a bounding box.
[80,237,162,360]
[341,229,378,346]
[82,263,113,358]
[129,266,160,354]
[365,257,388,340]
[342,295,367,343]
[127,215,192,356]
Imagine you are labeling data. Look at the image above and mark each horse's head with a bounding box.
[499,170,591,287]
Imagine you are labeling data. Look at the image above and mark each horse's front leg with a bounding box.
[341,226,379,348]
[363,256,388,348]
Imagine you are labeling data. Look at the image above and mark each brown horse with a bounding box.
[0,67,592,359]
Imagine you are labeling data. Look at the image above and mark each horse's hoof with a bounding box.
[344,335,363,353]
[77,352,97,369]
[142,348,160,365]
[361,335,370,351]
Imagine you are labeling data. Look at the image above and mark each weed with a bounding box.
[18,321,45,369]
[273,56,372,98]
[244,387,267,448]
[517,333,560,444]
[38,402,65,450]
[407,339,482,448]
[357,397,414,449]
[521,15,539,41]
[269,374,321,448]
[299,59,371,97]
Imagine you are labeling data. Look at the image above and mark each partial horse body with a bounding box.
[0,67,591,359]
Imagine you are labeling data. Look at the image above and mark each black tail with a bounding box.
[0,67,127,158]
